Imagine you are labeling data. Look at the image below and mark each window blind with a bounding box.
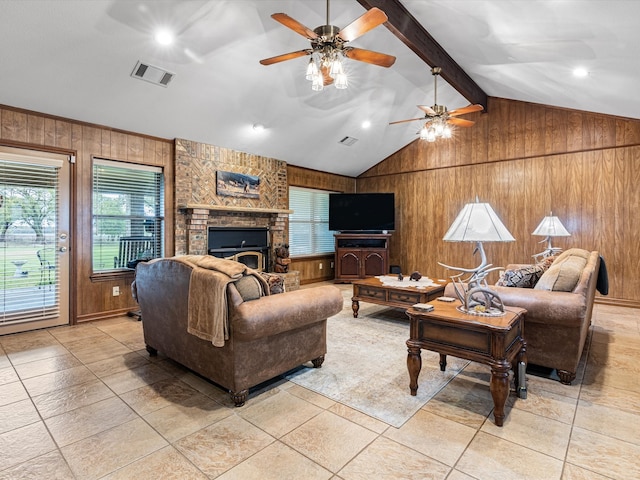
[289,187,335,256]
[92,159,164,272]
[0,155,62,323]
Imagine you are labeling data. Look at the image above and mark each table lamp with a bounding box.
[532,212,570,259]
[438,198,515,315]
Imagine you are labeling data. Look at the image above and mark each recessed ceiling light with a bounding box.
[252,123,265,132]
[361,120,371,129]
[154,29,174,46]
[573,67,589,78]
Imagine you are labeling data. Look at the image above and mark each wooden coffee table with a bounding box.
[406,300,527,426]
[351,276,445,318]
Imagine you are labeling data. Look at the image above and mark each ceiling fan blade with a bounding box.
[448,104,484,117]
[259,50,311,65]
[343,48,395,67]
[389,117,425,125]
[447,117,475,127]
[271,13,318,39]
[338,7,388,42]
[417,105,437,116]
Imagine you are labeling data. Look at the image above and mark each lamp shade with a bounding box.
[532,214,570,237]
[443,201,515,242]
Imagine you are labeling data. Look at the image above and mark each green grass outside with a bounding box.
[93,243,120,270]
[1,242,126,290]
[1,245,52,289]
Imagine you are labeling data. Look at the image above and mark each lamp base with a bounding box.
[532,246,563,261]
[533,236,563,260]
[439,241,507,316]
[448,280,507,317]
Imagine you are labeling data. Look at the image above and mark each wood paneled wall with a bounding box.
[357,97,640,306]
[0,105,174,322]
[290,255,335,285]
[287,165,355,283]
[287,164,356,192]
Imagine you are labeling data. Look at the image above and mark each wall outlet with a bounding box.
[319,263,323,270]
[112,286,120,296]
[330,261,334,268]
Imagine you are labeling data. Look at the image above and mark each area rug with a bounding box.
[285,294,469,427]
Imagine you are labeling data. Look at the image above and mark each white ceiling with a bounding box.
[1,1,638,177]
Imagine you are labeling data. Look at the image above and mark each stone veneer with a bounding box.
[174,138,290,271]
[280,271,300,292]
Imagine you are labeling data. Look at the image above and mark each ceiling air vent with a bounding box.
[131,61,175,87]
[339,136,358,146]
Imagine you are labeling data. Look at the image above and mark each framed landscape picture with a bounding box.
[216,170,260,199]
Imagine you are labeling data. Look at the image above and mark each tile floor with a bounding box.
[1,289,639,479]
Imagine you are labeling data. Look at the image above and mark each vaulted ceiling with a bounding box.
[1,1,638,177]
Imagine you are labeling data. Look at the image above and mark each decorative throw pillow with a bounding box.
[260,272,285,294]
[234,275,263,301]
[496,264,545,288]
[535,250,588,292]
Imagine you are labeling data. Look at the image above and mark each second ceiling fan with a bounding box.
[390,67,484,141]
[259,0,396,90]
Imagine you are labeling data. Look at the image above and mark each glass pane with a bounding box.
[289,186,335,256]
[289,223,312,256]
[92,160,164,272]
[1,160,59,323]
[314,222,335,254]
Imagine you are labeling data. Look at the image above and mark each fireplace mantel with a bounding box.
[178,204,293,215]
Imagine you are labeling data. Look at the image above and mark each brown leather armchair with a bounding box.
[133,256,343,405]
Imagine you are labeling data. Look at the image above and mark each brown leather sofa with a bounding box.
[445,249,600,384]
[133,256,343,406]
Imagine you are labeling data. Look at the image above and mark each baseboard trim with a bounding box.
[595,297,640,309]
[76,307,137,323]
[300,276,334,285]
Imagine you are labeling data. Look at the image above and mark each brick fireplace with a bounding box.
[173,138,293,276]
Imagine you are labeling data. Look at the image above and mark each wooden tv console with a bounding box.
[334,233,391,283]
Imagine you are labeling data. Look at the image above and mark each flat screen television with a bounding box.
[329,193,395,232]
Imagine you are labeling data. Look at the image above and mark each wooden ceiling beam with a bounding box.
[356,0,488,110]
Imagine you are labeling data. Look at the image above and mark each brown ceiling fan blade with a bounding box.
[417,105,437,116]
[343,48,395,67]
[389,117,424,125]
[271,13,318,39]
[447,117,475,127]
[338,7,388,42]
[259,50,311,65]
[448,104,484,117]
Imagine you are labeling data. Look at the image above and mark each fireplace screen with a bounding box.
[224,251,265,271]
[208,227,269,272]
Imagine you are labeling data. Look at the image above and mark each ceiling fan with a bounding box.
[390,67,484,141]
[259,0,396,91]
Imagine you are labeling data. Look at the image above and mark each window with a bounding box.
[92,159,164,272]
[288,187,335,256]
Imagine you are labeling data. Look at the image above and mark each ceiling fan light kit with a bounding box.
[420,118,452,142]
[260,1,395,92]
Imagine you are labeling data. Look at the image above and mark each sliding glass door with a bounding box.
[0,146,70,334]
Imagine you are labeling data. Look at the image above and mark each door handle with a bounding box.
[59,246,68,253]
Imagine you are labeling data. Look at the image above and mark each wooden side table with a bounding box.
[406,301,527,426]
